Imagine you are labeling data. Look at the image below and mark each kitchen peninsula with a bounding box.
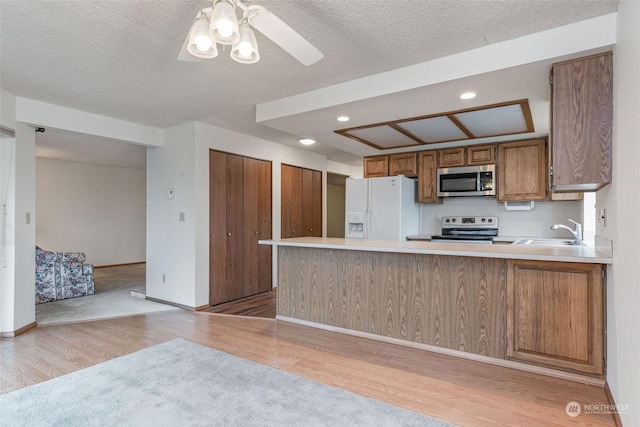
[261,237,612,383]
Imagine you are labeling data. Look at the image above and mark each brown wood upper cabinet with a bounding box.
[507,260,604,376]
[281,164,322,238]
[497,139,547,202]
[209,150,272,306]
[417,151,441,204]
[437,147,465,168]
[550,52,613,192]
[364,153,417,178]
[467,144,495,166]
[389,153,418,177]
[363,155,389,177]
[438,145,495,168]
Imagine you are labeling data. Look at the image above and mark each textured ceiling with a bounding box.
[0,0,619,166]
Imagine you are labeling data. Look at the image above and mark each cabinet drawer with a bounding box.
[389,153,417,177]
[438,148,465,168]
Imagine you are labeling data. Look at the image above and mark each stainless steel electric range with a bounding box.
[429,216,498,244]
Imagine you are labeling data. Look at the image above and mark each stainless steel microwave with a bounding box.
[436,164,495,197]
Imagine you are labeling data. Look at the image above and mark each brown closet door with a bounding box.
[281,164,303,238]
[243,158,272,296]
[256,160,273,293]
[209,150,227,305]
[209,150,244,305]
[302,169,322,237]
[224,154,245,302]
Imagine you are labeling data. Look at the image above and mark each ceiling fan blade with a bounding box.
[177,32,200,62]
[248,7,323,66]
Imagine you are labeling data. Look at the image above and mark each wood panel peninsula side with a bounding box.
[260,237,612,383]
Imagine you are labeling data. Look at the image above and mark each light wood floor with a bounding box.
[204,291,276,318]
[0,311,614,426]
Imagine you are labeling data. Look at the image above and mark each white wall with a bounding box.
[598,2,640,425]
[35,158,146,266]
[146,123,197,307]
[1,89,16,130]
[419,198,582,238]
[0,122,36,335]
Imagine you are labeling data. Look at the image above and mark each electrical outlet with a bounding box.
[598,208,607,226]
[162,274,166,284]
[179,212,185,222]
[26,212,31,224]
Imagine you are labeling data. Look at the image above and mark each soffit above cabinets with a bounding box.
[334,99,534,150]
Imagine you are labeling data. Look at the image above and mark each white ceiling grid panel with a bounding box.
[453,104,530,137]
[396,116,470,143]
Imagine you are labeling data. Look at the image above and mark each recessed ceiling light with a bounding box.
[299,138,316,145]
[459,91,477,100]
[337,116,350,122]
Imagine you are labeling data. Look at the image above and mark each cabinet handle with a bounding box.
[255,230,259,236]
[309,228,313,232]
[227,232,231,236]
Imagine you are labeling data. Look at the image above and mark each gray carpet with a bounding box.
[0,339,455,427]
[36,264,177,325]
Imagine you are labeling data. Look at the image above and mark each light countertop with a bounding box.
[260,237,613,264]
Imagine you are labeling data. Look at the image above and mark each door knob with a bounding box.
[227,232,231,236]
[255,230,259,235]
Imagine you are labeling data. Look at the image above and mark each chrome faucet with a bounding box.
[550,219,584,246]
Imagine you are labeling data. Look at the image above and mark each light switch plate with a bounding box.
[598,208,607,226]
[179,212,185,222]
[166,188,175,200]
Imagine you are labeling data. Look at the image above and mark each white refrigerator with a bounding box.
[345,176,420,241]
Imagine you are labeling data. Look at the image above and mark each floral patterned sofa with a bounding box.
[35,246,95,304]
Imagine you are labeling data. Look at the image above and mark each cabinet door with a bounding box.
[551,52,612,192]
[363,155,389,177]
[281,164,303,238]
[417,151,441,204]
[467,144,495,166]
[438,148,465,168]
[497,139,547,201]
[389,153,417,177]
[507,260,604,376]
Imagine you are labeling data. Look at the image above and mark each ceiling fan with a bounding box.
[177,0,324,66]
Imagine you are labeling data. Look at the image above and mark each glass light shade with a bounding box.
[209,0,240,45]
[230,25,259,64]
[187,18,218,58]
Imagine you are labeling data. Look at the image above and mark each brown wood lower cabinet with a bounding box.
[209,150,272,306]
[507,260,604,376]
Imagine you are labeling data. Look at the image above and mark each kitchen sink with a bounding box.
[513,238,577,246]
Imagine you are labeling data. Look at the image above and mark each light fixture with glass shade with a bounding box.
[178,0,324,66]
[187,9,218,58]
[210,0,240,45]
[231,21,259,64]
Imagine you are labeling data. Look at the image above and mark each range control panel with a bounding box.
[441,216,498,229]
